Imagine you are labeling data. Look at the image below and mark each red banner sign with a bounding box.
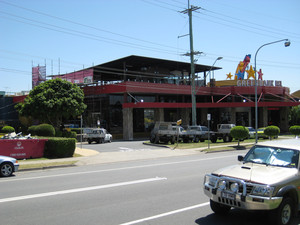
[0,139,47,159]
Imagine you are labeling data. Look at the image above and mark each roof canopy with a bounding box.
[92,55,221,82]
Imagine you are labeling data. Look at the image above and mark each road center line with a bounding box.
[120,202,210,225]
[0,177,167,203]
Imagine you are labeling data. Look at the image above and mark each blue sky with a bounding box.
[1,0,299,93]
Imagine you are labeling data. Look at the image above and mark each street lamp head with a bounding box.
[217,57,223,60]
[284,40,291,47]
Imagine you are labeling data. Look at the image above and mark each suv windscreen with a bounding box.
[243,146,299,168]
[201,126,208,131]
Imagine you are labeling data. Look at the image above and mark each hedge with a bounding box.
[230,126,249,140]
[70,128,81,134]
[55,129,77,138]
[62,130,77,138]
[264,126,280,139]
[44,137,76,158]
[35,124,55,137]
[289,125,300,136]
[1,126,15,134]
[28,125,37,135]
[230,126,249,146]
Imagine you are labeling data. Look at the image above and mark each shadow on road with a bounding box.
[195,209,300,225]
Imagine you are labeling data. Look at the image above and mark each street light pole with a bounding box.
[254,39,290,144]
[205,57,223,86]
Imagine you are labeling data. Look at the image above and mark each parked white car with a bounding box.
[84,128,112,144]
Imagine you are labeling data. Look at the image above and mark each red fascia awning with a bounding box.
[123,101,300,109]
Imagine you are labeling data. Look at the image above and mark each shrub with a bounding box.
[28,125,37,135]
[62,130,77,138]
[44,137,76,158]
[289,125,300,137]
[55,129,63,137]
[264,126,280,139]
[35,124,55,137]
[230,126,249,146]
[1,126,15,134]
[70,128,81,134]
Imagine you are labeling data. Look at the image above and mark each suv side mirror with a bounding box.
[238,155,244,162]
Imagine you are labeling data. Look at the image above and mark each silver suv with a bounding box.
[203,139,300,225]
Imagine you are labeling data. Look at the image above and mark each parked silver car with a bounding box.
[0,155,19,177]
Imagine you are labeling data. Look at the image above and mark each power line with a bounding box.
[0,1,186,53]
[206,0,300,26]
[199,8,300,40]
[0,1,297,66]
[0,67,31,75]
[140,0,300,42]
[192,11,295,41]
[151,0,185,10]
[141,0,181,12]
[0,13,182,56]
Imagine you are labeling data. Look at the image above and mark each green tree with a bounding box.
[289,105,300,125]
[264,126,280,140]
[289,125,300,138]
[1,126,15,134]
[15,79,86,129]
[230,126,249,147]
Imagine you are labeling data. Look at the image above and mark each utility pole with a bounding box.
[181,1,200,126]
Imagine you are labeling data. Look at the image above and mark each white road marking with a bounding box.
[119,148,152,152]
[120,202,210,225]
[0,177,167,203]
[119,147,133,151]
[2,154,236,183]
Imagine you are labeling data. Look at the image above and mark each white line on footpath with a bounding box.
[3,154,235,183]
[120,202,210,225]
[0,177,167,203]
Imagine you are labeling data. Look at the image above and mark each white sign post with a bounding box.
[207,114,211,149]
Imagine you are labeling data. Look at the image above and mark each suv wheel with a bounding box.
[154,136,159,144]
[171,137,175,144]
[193,137,199,143]
[269,197,294,225]
[211,137,217,143]
[210,200,231,215]
[150,135,155,143]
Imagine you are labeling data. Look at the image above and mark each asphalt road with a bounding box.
[80,140,162,152]
[1,150,300,225]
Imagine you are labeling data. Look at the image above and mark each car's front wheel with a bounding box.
[0,162,14,177]
[210,200,231,215]
[269,197,294,225]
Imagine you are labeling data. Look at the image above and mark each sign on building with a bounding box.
[32,65,46,88]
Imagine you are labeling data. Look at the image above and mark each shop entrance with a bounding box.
[268,108,280,126]
[236,112,249,126]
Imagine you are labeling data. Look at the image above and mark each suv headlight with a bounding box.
[205,175,218,187]
[230,182,239,193]
[251,185,274,197]
[218,180,227,190]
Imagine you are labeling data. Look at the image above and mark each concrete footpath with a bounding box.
[18,146,204,168]
[16,136,293,170]
[17,142,254,170]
